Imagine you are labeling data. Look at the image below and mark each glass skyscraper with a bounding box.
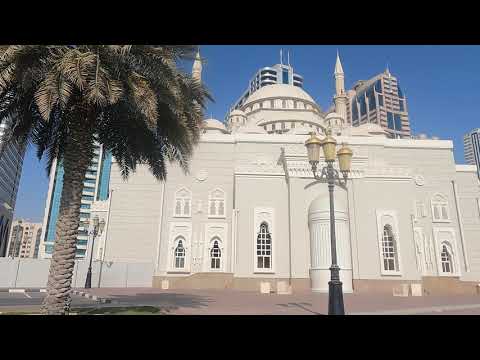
[40,144,112,259]
[0,116,26,257]
[347,69,411,139]
[230,62,304,114]
[464,129,480,179]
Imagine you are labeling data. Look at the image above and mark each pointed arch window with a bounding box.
[208,188,226,218]
[210,239,222,270]
[431,194,450,222]
[174,238,186,269]
[256,222,272,270]
[382,225,399,272]
[440,245,453,273]
[174,188,192,217]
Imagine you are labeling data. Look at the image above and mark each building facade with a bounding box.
[0,116,26,257]
[86,53,480,295]
[464,128,480,179]
[7,219,42,258]
[39,144,112,259]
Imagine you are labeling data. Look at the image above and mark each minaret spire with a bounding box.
[334,50,344,75]
[192,47,202,83]
[333,51,347,122]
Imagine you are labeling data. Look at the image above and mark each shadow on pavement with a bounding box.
[82,292,214,314]
[276,302,324,315]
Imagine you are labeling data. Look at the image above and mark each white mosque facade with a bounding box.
[87,53,480,295]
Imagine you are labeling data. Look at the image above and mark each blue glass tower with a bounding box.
[41,144,112,258]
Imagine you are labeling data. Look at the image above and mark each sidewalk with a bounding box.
[73,287,480,315]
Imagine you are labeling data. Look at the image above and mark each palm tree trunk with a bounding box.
[42,120,93,315]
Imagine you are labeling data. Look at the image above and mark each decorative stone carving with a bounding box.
[196,170,208,182]
[415,175,425,186]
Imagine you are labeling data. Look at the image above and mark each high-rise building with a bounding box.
[7,219,42,258]
[345,67,411,138]
[40,144,112,259]
[464,128,480,178]
[231,51,304,113]
[0,116,26,257]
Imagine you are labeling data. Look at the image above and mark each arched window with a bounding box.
[282,100,286,108]
[210,239,221,269]
[440,245,453,273]
[174,188,192,217]
[208,188,226,218]
[174,238,186,269]
[431,194,450,222]
[382,225,399,272]
[293,101,297,109]
[257,222,272,269]
[270,100,275,109]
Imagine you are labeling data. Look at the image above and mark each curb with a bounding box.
[72,290,113,304]
[0,288,47,293]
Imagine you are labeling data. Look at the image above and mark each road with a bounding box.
[0,291,97,313]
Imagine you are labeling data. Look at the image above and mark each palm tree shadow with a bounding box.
[73,292,213,314]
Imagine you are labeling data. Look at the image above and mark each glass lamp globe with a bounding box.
[305,132,322,165]
[337,144,353,173]
[321,132,337,162]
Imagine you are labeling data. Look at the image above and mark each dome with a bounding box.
[309,192,347,214]
[325,112,342,120]
[243,84,316,106]
[236,122,267,134]
[293,125,317,135]
[229,109,246,117]
[202,118,228,133]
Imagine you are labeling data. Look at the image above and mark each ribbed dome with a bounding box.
[229,109,246,117]
[243,84,315,106]
[203,118,228,133]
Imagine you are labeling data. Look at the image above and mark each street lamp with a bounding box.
[84,215,106,289]
[305,129,353,315]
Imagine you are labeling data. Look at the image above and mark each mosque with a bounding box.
[87,50,480,295]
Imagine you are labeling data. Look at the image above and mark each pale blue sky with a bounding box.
[13,45,480,222]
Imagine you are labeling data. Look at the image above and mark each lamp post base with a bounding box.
[328,280,345,315]
[84,269,92,289]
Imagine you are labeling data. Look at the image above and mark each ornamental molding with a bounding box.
[234,149,411,181]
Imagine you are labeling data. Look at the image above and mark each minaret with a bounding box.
[333,51,348,122]
[192,48,202,83]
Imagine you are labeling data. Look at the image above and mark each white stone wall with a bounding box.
[103,133,480,289]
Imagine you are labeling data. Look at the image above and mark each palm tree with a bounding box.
[0,45,211,314]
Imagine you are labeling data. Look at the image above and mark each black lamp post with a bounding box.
[305,129,353,315]
[84,215,105,289]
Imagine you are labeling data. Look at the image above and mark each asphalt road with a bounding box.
[0,292,97,307]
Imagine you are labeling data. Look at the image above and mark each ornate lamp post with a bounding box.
[305,130,353,315]
[84,215,106,289]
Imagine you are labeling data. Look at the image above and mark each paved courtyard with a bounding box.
[73,287,480,315]
[2,287,480,314]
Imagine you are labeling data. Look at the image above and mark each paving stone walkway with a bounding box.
[75,287,480,315]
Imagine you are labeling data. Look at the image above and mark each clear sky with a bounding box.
[13,45,480,223]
